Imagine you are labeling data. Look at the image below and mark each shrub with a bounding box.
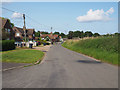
[2,40,15,51]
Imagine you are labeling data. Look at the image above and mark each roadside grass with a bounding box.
[62,36,118,65]
[2,49,44,64]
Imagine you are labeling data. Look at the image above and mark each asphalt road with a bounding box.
[2,62,30,70]
[2,44,118,88]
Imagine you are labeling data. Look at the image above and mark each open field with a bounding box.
[2,49,44,63]
[62,36,119,65]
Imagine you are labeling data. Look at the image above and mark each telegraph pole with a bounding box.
[23,14,26,43]
[51,27,53,37]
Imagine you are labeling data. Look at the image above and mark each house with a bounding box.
[0,17,14,40]
[40,32,59,42]
[13,26,35,42]
[59,36,63,42]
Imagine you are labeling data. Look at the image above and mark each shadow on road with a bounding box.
[77,60,102,64]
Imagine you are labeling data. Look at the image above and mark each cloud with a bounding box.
[11,12,23,19]
[76,7,114,22]
[106,7,114,15]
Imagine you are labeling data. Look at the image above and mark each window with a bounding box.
[33,34,35,37]
[8,29,10,33]
[16,33,20,36]
[5,28,7,32]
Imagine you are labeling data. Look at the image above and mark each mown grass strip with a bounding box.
[2,49,44,64]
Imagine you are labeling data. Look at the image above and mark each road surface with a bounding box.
[2,44,118,88]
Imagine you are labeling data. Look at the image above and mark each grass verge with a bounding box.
[62,36,118,65]
[2,49,44,64]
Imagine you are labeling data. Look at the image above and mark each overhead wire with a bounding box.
[1,7,70,33]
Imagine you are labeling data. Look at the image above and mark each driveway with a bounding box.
[2,44,118,88]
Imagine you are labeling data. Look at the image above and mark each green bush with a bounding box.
[2,40,15,51]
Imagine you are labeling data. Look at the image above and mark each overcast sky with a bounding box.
[2,2,118,34]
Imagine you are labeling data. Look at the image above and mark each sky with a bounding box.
[1,2,118,35]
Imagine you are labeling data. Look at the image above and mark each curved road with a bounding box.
[3,44,118,88]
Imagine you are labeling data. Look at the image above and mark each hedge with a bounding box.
[1,40,15,51]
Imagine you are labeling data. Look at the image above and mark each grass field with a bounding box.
[62,36,119,65]
[2,49,44,63]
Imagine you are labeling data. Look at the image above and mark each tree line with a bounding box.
[35,30,119,39]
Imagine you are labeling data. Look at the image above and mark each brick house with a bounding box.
[40,32,59,42]
[13,26,35,42]
[0,17,14,40]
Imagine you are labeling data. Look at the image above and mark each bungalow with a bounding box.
[13,26,35,42]
[0,17,14,40]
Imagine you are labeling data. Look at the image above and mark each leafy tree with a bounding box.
[114,33,120,36]
[68,31,73,39]
[80,31,85,38]
[73,31,81,37]
[53,32,60,35]
[85,31,93,37]
[41,32,48,34]
[35,31,40,37]
[93,33,100,37]
[59,33,66,38]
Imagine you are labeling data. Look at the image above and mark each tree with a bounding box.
[114,33,120,36]
[35,31,40,37]
[53,32,60,35]
[59,33,66,38]
[73,31,81,37]
[68,31,73,39]
[80,31,85,38]
[41,32,48,34]
[85,31,93,37]
[93,33,100,37]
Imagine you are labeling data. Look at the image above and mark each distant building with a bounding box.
[0,17,14,40]
[13,26,35,42]
[40,32,59,42]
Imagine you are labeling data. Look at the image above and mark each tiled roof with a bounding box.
[13,27,24,34]
[40,33,58,39]
[0,17,8,28]
[27,29,34,35]
[13,26,34,35]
